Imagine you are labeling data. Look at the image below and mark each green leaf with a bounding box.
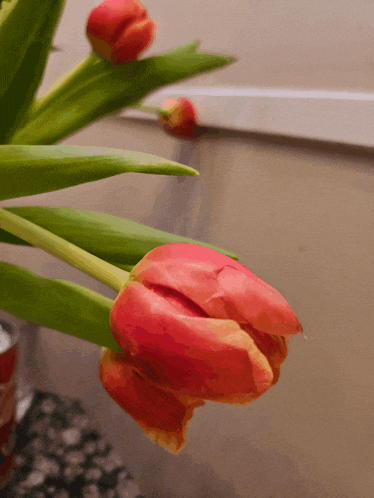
[0,207,239,270]
[11,42,235,145]
[0,145,198,201]
[0,0,65,143]
[0,262,122,352]
[0,0,62,101]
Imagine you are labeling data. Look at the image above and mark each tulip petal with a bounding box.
[130,243,303,336]
[86,0,147,43]
[112,17,156,63]
[99,348,204,453]
[241,325,288,386]
[110,282,274,402]
[204,266,301,336]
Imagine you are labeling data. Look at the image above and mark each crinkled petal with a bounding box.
[241,325,288,385]
[130,243,302,336]
[99,348,204,453]
[112,17,156,63]
[204,266,302,336]
[110,282,274,402]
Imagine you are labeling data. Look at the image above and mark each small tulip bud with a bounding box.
[159,98,198,139]
[86,0,156,64]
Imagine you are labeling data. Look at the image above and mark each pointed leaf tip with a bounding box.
[0,145,199,200]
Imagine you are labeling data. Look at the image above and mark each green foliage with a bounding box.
[0,0,64,143]
[1,262,122,351]
[0,207,239,270]
[0,145,198,201]
[0,0,65,143]
[11,43,234,145]
[0,2,239,349]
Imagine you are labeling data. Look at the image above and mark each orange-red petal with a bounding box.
[110,282,274,402]
[129,243,303,337]
[99,348,204,453]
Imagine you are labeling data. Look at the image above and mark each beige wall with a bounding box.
[41,0,374,94]
[1,0,374,497]
[142,0,374,92]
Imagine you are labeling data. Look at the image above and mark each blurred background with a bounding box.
[1,0,373,496]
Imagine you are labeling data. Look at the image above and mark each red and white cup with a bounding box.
[0,320,19,487]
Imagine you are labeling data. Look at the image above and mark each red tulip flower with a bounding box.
[99,243,302,452]
[159,98,198,139]
[86,0,156,64]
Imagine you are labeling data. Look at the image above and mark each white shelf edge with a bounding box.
[119,87,374,148]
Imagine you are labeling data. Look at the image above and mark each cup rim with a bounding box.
[0,318,20,351]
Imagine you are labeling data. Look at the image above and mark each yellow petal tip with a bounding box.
[143,428,185,454]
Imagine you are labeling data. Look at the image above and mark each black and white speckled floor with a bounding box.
[3,390,145,498]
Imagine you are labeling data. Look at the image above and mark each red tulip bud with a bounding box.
[159,98,198,139]
[86,0,156,64]
[100,243,303,452]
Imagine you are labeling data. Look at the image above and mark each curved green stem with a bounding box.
[0,208,129,292]
[28,52,100,121]
[129,103,176,118]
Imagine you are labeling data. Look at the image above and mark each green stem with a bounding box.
[129,103,175,118]
[25,51,176,124]
[28,52,100,121]
[0,208,129,292]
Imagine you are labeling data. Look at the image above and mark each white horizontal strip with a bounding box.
[120,87,374,148]
[132,87,374,100]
